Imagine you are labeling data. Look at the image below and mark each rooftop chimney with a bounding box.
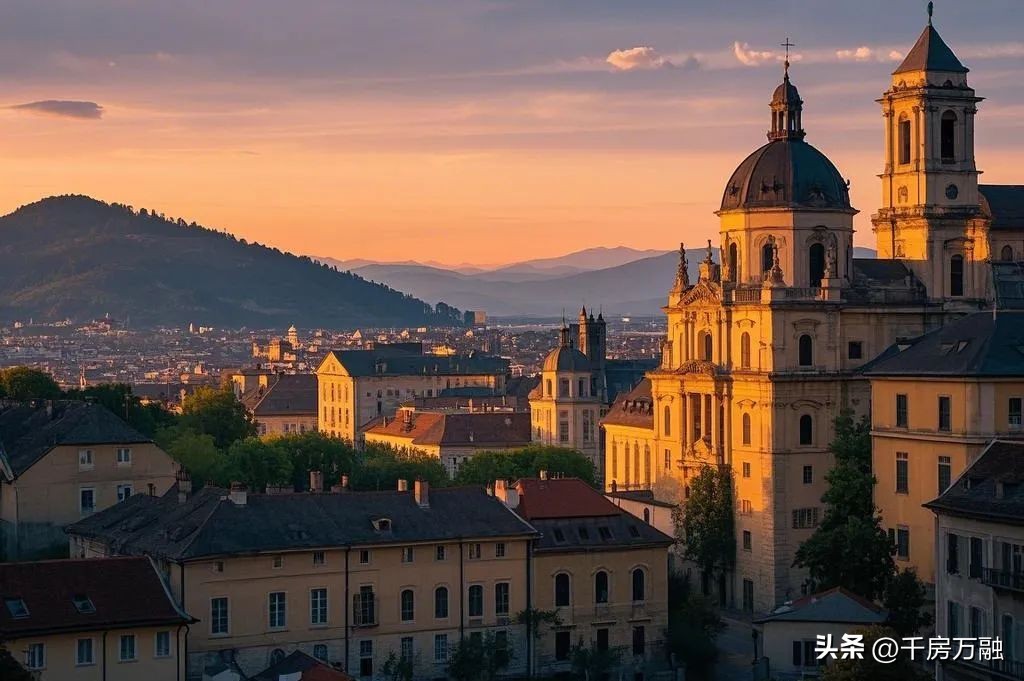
[340,474,350,491]
[539,469,548,481]
[229,482,248,506]
[398,479,410,492]
[309,470,324,493]
[176,468,192,504]
[493,479,518,508]
[414,478,430,508]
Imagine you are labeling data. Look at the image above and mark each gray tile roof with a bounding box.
[846,259,927,305]
[924,440,1024,524]
[993,262,1024,310]
[240,373,317,416]
[754,587,887,624]
[861,311,1024,377]
[893,24,967,74]
[67,484,538,562]
[980,185,1024,231]
[0,401,151,479]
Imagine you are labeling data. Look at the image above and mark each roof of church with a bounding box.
[771,76,801,105]
[893,24,968,74]
[542,345,591,373]
[980,185,1024,231]
[720,138,852,212]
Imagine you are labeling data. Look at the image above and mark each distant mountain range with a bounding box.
[320,246,879,317]
[0,196,459,329]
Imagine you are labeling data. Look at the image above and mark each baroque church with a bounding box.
[600,15,1024,612]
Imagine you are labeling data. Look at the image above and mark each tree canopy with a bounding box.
[0,366,61,400]
[676,463,735,576]
[179,386,258,449]
[453,446,597,487]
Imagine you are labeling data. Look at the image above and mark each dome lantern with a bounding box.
[769,42,805,142]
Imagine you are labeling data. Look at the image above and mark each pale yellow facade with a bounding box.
[529,362,601,469]
[256,413,317,438]
[9,626,186,681]
[1,442,176,560]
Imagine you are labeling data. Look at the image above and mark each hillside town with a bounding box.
[3,9,1024,681]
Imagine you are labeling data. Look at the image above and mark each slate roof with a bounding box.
[992,262,1024,310]
[67,484,538,562]
[861,311,1024,377]
[514,477,673,553]
[980,185,1024,231]
[0,400,151,479]
[0,556,192,638]
[605,489,677,509]
[323,349,508,378]
[364,410,531,448]
[893,24,968,74]
[601,378,653,429]
[251,651,354,681]
[846,259,928,305]
[240,373,317,416]
[924,440,1024,524]
[754,587,887,625]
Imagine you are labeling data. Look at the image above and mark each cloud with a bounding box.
[836,46,904,62]
[9,99,104,119]
[606,46,699,71]
[733,42,782,67]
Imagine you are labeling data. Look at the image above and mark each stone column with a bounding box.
[709,393,719,458]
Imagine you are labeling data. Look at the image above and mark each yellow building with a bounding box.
[865,311,1024,583]
[0,401,178,560]
[0,556,193,681]
[234,372,319,437]
[316,344,508,442]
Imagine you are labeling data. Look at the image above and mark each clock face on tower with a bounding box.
[946,183,959,200]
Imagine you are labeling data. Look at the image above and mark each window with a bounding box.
[728,242,739,281]
[359,640,373,677]
[950,255,964,297]
[792,640,819,668]
[970,537,984,579]
[314,644,328,662]
[78,448,94,470]
[738,463,750,481]
[896,452,909,494]
[119,634,137,662]
[896,394,908,428]
[116,447,132,465]
[1002,245,1015,262]
[762,243,774,277]
[272,555,284,569]
[740,333,751,368]
[740,499,752,515]
[359,549,370,564]
[941,110,956,163]
[80,487,96,515]
[934,458,952,500]
[597,628,610,651]
[792,508,820,529]
[743,530,752,551]
[313,551,326,566]
[434,586,449,619]
[552,528,565,543]
[117,484,133,502]
[742,414,751,446]
[555,631,571,661]
[155,631,171,658]
[632,568,646,602]
[559,378,569,397]
[555,573,571,607]
[401,547,414,563]
[632,626,646,656]
[310,588,328,625]
[643,508,651,524]
[948,601,962,638]
[25,643,44,669]
[595,571,609,604]
[434,634,449,663]
[211,597,229,634]
[559,417,569,443]
[1011,398,1023,428]
[400,589,415,622]
[802,465,813,485]
[5,598,28,619]
[435,545,446,561]
[947,533,960,575]
[77,638,94,665]
[898,115,911,165]
[468,585,484,617]
[939,395,952,432]
[495,582,510,616]
[663,405,671,436]
[809,243,825,285]
[970,607,984,638]
[268,592,286,629]
[495,542,506,558]
[72,594,95,614]
[848,341,863,360]
[401,637,414,662]
[702,332,713,361]
[664,449,671,470]
[798,334,813,367]
[799,415,813,445]
[469,543,482,560]
[895,526,910,560]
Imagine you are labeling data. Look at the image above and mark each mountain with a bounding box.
[0,196,459,329]
[495,246,672,274]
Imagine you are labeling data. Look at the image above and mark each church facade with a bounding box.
[602,17,1024,612]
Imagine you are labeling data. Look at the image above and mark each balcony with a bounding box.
[352,592,378,627]
[982,567,1024,594]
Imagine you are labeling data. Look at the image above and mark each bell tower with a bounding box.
[872,5,987,302]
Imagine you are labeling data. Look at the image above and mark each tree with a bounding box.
[883,568,933,637]
[665,573,723,680]
[381,650,415,681]
[448,632,511,681]
[224,438,293,491]
[0,366,61,399]
[349,444,448,491]
[516,607,562,677]
[569,639,621,681]
[0,645,34,681]
[158,427,227,487]
[271,431,358,491]
[180,386,257,449]
[820,626,932,681]
[793,412,895,600]
[453,446,597,487]
[676,464,735,576]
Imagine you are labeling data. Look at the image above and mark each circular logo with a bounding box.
[946,184,959,200]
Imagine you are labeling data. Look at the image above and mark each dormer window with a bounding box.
[372,518,392,533]
[72,595,96,614]
[5,597,29,619]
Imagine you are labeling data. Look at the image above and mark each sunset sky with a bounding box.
[2,0,1024,265]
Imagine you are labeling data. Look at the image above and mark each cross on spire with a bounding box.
[927,1,934,25]
[781,37,795,77]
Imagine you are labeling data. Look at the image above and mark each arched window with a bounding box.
[643,508,651,524]
[702,332,713,361]
[798,334,813,367]
[728,242,739,281]
[1002,245,1015,262]
[809,242,825,285]
[559,378,569,397]
[594,571,609,604]
[631,568,646,602]
[740,332,751,369]
[555,573,571,607]
[467,585,483,617]
[898,114,911,165]
[434,586,449,619]
[762,243,774,277]
[663,405,671,436]
[941,110,957,163]
[950,254,965,297]
[799,414,813,445]
[400,589,415,622]
[742,413,752,446]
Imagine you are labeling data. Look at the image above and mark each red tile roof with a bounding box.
[0,556,192,638]
[514,477,623,520]
[364,410,531,448]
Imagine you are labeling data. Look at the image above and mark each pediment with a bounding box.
[677,281,722,307]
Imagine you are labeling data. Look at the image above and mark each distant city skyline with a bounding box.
[2,0,1023,264]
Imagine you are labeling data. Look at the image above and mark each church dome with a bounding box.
[771,79,800,105]
[542,345,591,373]
[720,139,852,212]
